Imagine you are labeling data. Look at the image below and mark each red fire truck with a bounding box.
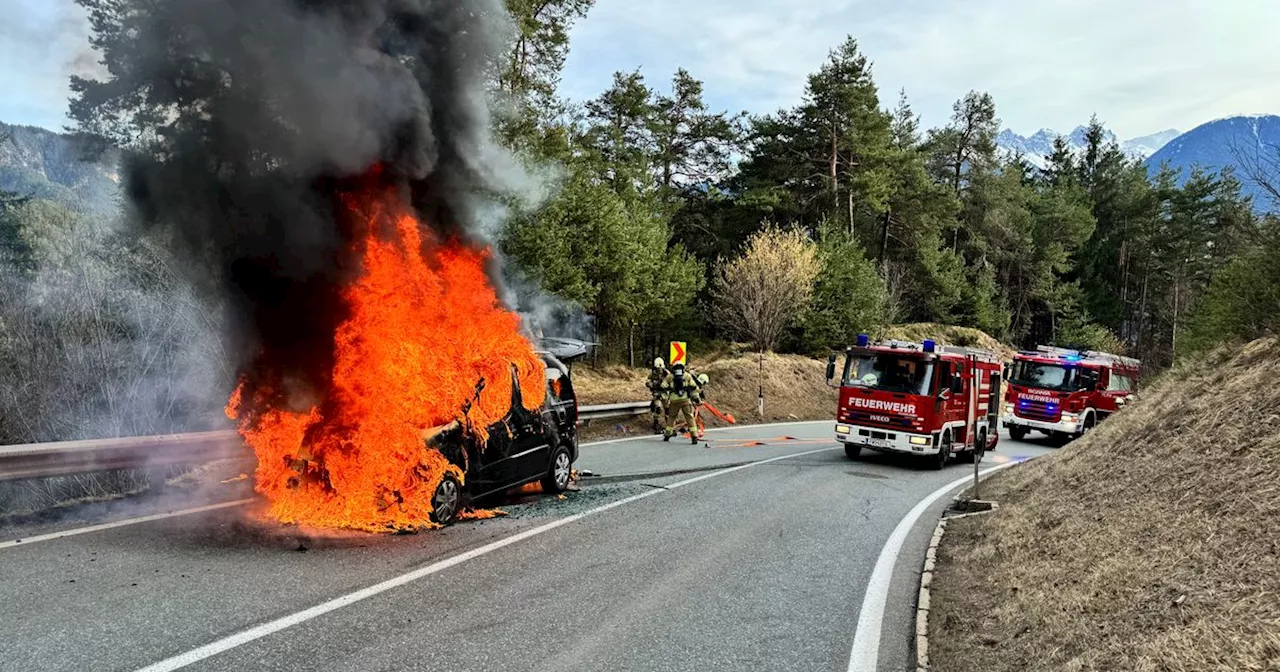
[825,335,1002,469]
[1001,345,1141,442]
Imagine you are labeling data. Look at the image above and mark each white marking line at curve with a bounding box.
[846,460,1019,672]
[133,445,840,672]
[0,420,831,550]
[0,499,255,550]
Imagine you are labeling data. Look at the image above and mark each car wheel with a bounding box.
[932,432,950,470]
[429,473,461,526]
[1008,426,1028,442]
[542,444,573,493]
[844,443,862,460]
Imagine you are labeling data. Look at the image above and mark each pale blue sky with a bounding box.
[4,0,1278,139]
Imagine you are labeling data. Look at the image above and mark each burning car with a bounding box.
[422,352,579,525]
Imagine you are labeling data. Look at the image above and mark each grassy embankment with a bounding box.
[931,338,1280,671]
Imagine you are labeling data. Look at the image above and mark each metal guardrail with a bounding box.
[0,402,651,481]
[0,431,245,482]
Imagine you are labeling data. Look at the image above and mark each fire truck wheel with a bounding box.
[1009,426,1028,442]
[542,445,573,493]
[844,443,862,460]
[1081,413,1097,435]
[429,474,461,526]
[932,432,951,470]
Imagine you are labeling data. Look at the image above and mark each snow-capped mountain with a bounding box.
[996,125,1180,168]
[1122,129,1182,159]
[1146,114,1280,211]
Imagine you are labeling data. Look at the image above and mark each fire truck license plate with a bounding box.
[863,437,891,448]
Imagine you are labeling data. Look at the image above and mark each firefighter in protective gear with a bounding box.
[646,357,668,432]
[662,363,701,444]
[690,372,710,438]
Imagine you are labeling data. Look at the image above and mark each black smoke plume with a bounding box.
[76,0,517,409]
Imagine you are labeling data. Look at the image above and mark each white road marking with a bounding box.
[132,445,840,672]
[0,420,831,549]
[846,461,1019,672]
[0,499,254,550]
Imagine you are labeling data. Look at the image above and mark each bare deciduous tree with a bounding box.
[880,259,910,325]
[1231,138,1280,213]
[712,224,820,352]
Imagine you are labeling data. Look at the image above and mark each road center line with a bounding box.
[846,460,1019,672]
[133,445,839,672]
[0,499,255,550]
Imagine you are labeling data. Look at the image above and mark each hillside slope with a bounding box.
[573,351,837,431]
[0,122,119,215]
[932,339,1280,671]
[1146,115,1280,212]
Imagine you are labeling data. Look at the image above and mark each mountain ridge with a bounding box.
[0,122,120,215]
[1145,114,1280,211]
[996,124,1179,168]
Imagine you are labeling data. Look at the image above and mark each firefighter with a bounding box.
[691,372,710,438]
[662,363,700,444]
[646,357,668,432]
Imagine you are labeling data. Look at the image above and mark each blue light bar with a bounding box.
[922,339,936,352]
[856,333,870,347]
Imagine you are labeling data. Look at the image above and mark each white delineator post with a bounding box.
[757,349,765,417]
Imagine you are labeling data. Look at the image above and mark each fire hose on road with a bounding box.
[0,402,653,482]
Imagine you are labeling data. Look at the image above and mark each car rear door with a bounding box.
[504,365,553,487]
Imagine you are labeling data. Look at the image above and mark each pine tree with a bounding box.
[735,37,894,238]
[494,0,596,153]
[925,91,999,254]
[648,69,742,198]
[582,71,656,201]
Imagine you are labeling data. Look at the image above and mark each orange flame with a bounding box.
[226,180,544,532]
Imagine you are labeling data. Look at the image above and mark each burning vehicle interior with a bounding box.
[421,353,580,525]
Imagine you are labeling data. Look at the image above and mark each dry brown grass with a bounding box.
[931,338,1280,672]
[570,364,651,405]
[881,322,1016,361]
[571,352,838,429]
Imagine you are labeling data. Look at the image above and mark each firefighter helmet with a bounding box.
[654,357,665,369]
[697,373,709,385]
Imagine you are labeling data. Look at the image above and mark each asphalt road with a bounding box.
[0,421,1058,672]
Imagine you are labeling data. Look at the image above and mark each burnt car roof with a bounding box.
[536,337,593,361]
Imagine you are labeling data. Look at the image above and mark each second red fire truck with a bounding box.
[1001,345,1141,441]
[825,335,1001,469]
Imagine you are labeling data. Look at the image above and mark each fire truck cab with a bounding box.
[825,335,1001,470]
[1002,345,1141,441]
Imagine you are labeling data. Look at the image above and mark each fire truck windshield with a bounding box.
[843,353,934,395]
[1009,360,1091,392]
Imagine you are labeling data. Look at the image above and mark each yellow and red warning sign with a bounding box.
[669,341,687,366]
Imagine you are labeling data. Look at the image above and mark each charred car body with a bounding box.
[424,351,580,525]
